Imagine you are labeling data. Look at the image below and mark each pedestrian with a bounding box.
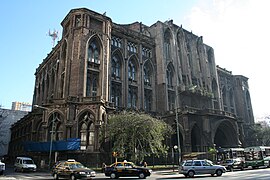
[143,161,147,167]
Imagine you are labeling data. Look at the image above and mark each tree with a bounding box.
[247,122,270,146]
[100,111,173,163]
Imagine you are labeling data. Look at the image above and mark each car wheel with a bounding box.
[70,174,76,180]
[53,173,59,180]
[216,169,223,176]
[110,173,118,179]
[139,172,146,179]
[188,170,195,177]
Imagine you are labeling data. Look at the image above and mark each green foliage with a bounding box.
[250,123,270,146]
[208,147,217,154]
[100,111,173,162]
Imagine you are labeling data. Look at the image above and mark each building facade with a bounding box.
[0,108,28,157]
[11,102,32,112]
[8,8,254,166]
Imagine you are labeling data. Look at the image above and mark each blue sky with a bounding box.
[1,0,269,118]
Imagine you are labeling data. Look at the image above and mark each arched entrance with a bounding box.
[214,120,238,148]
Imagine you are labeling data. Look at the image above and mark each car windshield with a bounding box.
[225,159,233,163]
[69,163,85,169]
[23,160,34,164]
[205,160,213,165]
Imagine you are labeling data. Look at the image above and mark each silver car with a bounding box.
[179,159,226,177]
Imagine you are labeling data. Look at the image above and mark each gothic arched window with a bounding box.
[164,29,171,60]
[144,64,152,86]
[112,55,121,79]
[88,40,100,64]
[128,60,136,81]
[79,112,95,151]
[166,65,174,88]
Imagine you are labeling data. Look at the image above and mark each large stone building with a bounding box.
[8,8,254,166]
[0,108,28,157]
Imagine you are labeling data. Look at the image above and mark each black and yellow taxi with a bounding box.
[104,161,152,179]
[51,159,96,180]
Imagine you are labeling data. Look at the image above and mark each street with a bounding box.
[0,166,270,180]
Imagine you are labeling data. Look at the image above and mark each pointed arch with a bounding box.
[111,50,124,80]
[77,110,96,151]
[47,111,64,141]
[36,120,46,142]
[166,62,175,88]
[86,35,102,64]
[143,60,154,87]
[85,36,102,97]
[164,28,172,60]
[214,120,239,148]
[143,60,155,112]
[128,55,139,82]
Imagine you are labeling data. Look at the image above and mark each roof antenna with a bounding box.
[47,29,59,47]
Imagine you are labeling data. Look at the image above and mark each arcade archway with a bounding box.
[214,120,238,148]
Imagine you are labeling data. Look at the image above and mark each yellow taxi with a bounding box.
[51,159,96,180]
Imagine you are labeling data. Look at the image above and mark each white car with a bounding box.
[14,157,37,172]
[0,160,5,175]
[179,159,226,177]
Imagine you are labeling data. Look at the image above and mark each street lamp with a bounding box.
[34,105,56,169]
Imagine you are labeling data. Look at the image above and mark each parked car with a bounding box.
[0,160,5,175]
[179,159,226,177]
[221,158,244,171]
[104,161,152,179]
[14,157,37,172]
[51,159,96,180]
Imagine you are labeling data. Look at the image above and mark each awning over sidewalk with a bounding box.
[23,138,81,152]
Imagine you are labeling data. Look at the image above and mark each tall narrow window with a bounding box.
[75,15,82,27]
[79,112,95,151]
[111,55,121,79]
[164,30,171,60]
[80,123,87,150]
[92,77,97,96]
[144,89,152,112]
[128,87,137,109]
[86,73,99,97]
[111,83,121,107]
[88,124,95,145]
[88,40,100,64]
[128,60,136,81]
[222,87,227,111]
[144,65,152,86]
[167,65,173,88]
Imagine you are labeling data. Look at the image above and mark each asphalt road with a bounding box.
[0,166,270,179]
